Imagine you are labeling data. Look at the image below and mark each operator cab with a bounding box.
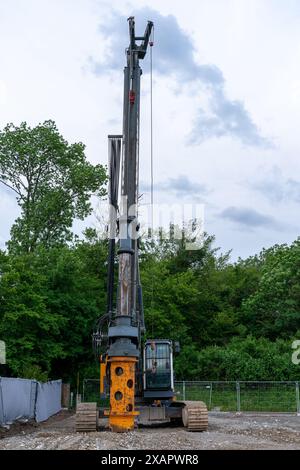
[143,339,174,399]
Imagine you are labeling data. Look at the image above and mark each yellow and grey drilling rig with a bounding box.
[76,16,208,433]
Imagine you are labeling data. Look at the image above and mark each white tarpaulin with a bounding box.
[0,377,37,424]
[0,377,62,426]
[0,385,4,424]
[35,380,62,423]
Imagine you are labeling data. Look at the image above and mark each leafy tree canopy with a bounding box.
[0,121,299,385]
[0,120,107,253]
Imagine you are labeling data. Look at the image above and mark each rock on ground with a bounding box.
[0,411,300,450]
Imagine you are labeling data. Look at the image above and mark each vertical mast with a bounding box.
[106,17,153,433]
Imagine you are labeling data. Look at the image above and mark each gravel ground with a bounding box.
[0,411,300,450]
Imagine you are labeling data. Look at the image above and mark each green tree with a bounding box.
[0,237,108,381]
[241,239,300,339]
[175,336,299,381]
[47,237,108,381]
[0,120,107,253]
[0,252,67,376]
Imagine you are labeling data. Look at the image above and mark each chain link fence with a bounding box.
[175,381,300,413]
[82,379,300,413]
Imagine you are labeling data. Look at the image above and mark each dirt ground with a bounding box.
[0,410,300,450]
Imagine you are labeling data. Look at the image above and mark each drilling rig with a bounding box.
[76,16,208,433]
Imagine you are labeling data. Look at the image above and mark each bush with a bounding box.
[175,336,299,381]
[19,364,49,382]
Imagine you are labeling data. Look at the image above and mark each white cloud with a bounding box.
[0,0,299,260]
[0,80,8,106]
[0,188,20,250]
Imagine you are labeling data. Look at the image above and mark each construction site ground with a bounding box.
[0,410,299,450]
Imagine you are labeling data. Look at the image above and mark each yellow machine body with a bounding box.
[104,356,139,432]
[100,355,106,395]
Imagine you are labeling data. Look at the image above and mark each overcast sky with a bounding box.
[0,0,300,260]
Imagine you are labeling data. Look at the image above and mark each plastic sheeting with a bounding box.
[35,380,62,423]
[0,385,4,424]
[0,377,62,426]
[0,377,36,424]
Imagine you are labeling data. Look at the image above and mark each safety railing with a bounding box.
[82,379,300,413]
[174,381,300,413]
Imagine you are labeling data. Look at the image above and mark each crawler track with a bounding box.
[181,401,208,431]
[75,403,97,432]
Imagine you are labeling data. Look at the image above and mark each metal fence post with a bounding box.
[296,382,300,415]
[236,381,241,413]
[83,378,299,413]
[209,382,213,410]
